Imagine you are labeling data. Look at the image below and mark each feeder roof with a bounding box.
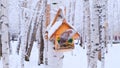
[47,19,80,39]
[46,8,80,39]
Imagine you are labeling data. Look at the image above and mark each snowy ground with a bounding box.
[0,41,120,68]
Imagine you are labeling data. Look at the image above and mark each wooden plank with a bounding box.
[46,4,50,27]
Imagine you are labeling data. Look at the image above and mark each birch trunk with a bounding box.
[88,0,108,68]
[70,0,76,26]
[19,0,30,68]
[67,1,71,23]
[43,0,64,68]
[89,0,100,68]
[17,35,21,55]
[99,0,108,68]
[38,21,44,65]
[25,17,39,61]
[108,0,114,46]
[25,0,44,61]
[0,12,1,57]
[66,0,76,26]
[16,3,22,54]
[0,35,2,57]
[83,0,91,67]
[1,0,9,68]
[25,0,41,53]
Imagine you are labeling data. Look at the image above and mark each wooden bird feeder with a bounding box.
[47,8,80,52]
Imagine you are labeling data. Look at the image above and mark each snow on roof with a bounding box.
[46,8,64,31]
[48,19,63,39]
[65,21,81,37]
[46,7,80,39]
[47,19,80,39]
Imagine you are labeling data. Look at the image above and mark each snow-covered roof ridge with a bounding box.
[46,8,64,31]
[48,19,63,39]
[47,19,80,39]
[46,7,80,39]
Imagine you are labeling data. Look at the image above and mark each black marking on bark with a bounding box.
[53,47,55,50]
[60,55,64,59]
[6,63,9,65]
[95,49,100,51]
[0,21,3,25]
[101,47,104,49]
[1,4,6,8]
[91,24,94,27]
[84,0,89,1]
[5,23,9,27]
[96,6,101,8]
[93,51,96,53]
[53,55,57,57]
[45,58,48,65]
[5,41,7,43]
[96,43,99,46]
[101,57,104,59]
[52,3,57,5]
[90,56,94,58]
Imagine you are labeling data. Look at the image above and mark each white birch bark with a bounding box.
[0,1,2,58]
[66,1,71,23]
[43,0,64,68]
[108,0,113,46]
[99,1,108,68]
[1,0,9,68]
[83,0,91,67]
[70,0,76,26]
[66,0,76,26]
[25,0,43,61]
[88,0,108,68]
[89,0,101,68]
[19,0,30,68]
[37,18,44,65]
[0,35,2,58]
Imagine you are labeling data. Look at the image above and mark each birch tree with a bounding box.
[37,0,50,65]
[0,35,2,58]
[0,19,2,58]
[19,0,32,67]
[66,0,76,25]
[89,0,100,67]
[0,0,9,68]
[37,20,44,65]
[88,0,108,68]
[0,2,2,58]
[25,0,43,61]
[99,0,108,68]
[43,0,64,68]
[83,0,91,67]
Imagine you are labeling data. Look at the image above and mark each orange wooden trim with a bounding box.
[52,9,61,26]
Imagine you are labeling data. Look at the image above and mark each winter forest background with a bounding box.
[0,0,120,68]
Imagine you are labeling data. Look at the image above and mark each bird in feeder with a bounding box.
[58,29,75,47]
